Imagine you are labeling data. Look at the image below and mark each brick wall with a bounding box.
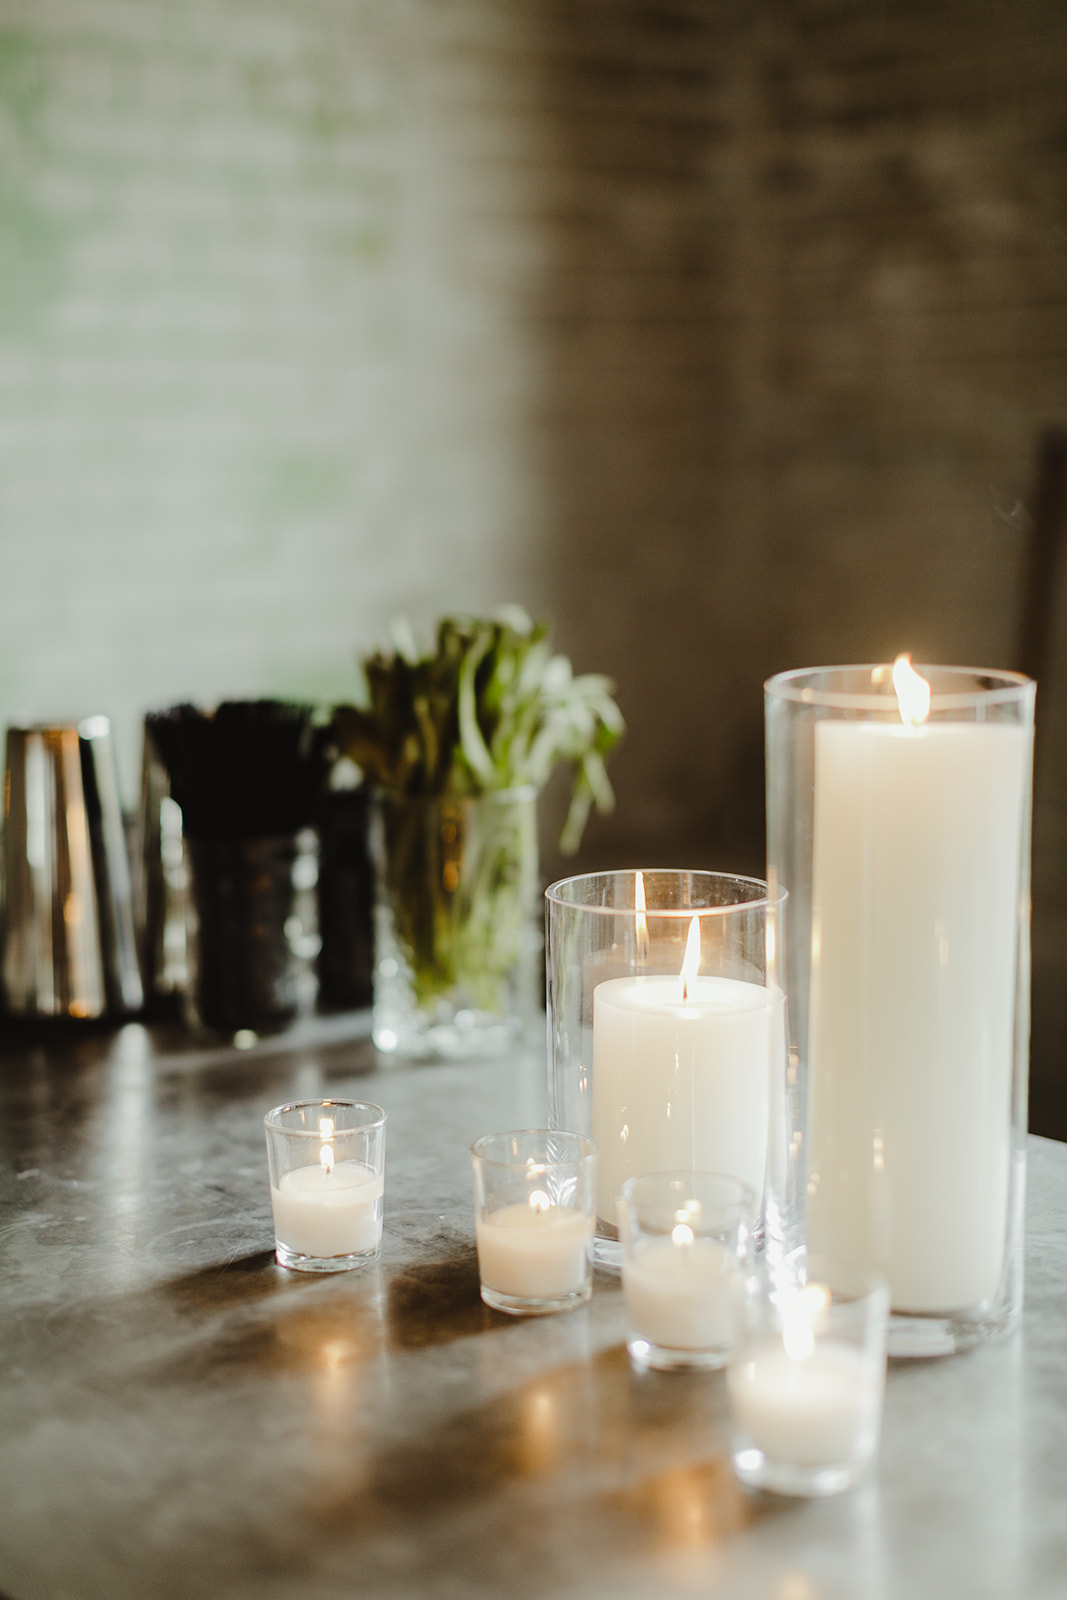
[525,0,1067,881]
[2,1,1067,1121]
[0,0,547,781]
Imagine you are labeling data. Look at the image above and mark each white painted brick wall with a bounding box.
[0,0,1065,906]
[0,0,547,792]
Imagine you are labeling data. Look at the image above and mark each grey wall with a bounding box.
[2,0,1066,1112]
[529,0,1067,881]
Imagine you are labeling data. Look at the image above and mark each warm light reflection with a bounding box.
[892,653,931,726]
[680,917,701,1002]
[320,1337,358,1374]
[518,1384,561,1475]
[777,1573,819,1600]
[650,1464,727,1556]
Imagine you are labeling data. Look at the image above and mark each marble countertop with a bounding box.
[0,1014,1064,1600]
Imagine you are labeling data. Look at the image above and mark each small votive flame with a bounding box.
[671,1223,695,1246]
[319,1142,334,1174]
[781,1282,829,1362]
[680,917,701,1002]
[892,654,931,727]
[635,870,649,964]
[529,1189,551,1214]
[783,1317,815,1363]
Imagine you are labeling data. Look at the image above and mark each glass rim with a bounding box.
[544,869,784,917]
[264,1098,387,1135]
[471,1128,596,1168]
[764,663,1034,714]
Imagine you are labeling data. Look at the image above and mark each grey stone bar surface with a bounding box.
[0,1013,1064,1600]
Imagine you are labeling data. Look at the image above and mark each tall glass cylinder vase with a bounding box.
[546,870,788,1267]
[370,786,541,1059]
[765,664,1035,1356]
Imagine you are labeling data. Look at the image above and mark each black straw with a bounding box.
[145,700,329,839]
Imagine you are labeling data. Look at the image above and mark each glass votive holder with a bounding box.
[618,1171,755,1371]
[727,1257,889,1497]
[471,1130,597,1316]
[264,1099,387,1272]
[545,869,787,1267]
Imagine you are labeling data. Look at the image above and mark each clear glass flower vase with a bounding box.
[370,786,541,1060]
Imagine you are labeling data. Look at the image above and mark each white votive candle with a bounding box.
[476,1204,594,1300]
[728,1340,880,1468]
[623,1234,739,1352]
[270,1161,382,1259]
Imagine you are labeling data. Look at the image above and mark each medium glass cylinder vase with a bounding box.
[545,869,788,1266]
[370,786,541,1059]
[765,664,1035,1355]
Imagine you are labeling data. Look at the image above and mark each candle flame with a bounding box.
[680,917,701,1002]
[671,1223,695,1245]
[892,654,930,726]
[782,1282,829,1362]
[635,870,649,964]
[782,1316,815,1363]
[529,1189,551,1214]
[803,1283,830,1316]
[319,1115,335,1173]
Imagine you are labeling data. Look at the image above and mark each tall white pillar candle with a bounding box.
[807,712,1030,1311]
[592,972,775,1224]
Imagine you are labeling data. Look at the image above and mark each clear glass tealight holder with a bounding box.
[618,1171,755,1371]
[727,1257,888,1498]
[545,869,787,1267]
[471,1130,596,1316]
[265,1099,387,1272]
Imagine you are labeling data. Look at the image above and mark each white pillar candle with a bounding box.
[270,1161,382,1259]
[622,1234,739,1351]
[476,1204,594,1299]
[592,967,775,1224]
[807,683,1030,1311]
[728,1340,880,1468]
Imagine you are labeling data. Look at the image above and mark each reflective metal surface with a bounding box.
[0,1017,1064,1600]
[1,718,143,1018]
